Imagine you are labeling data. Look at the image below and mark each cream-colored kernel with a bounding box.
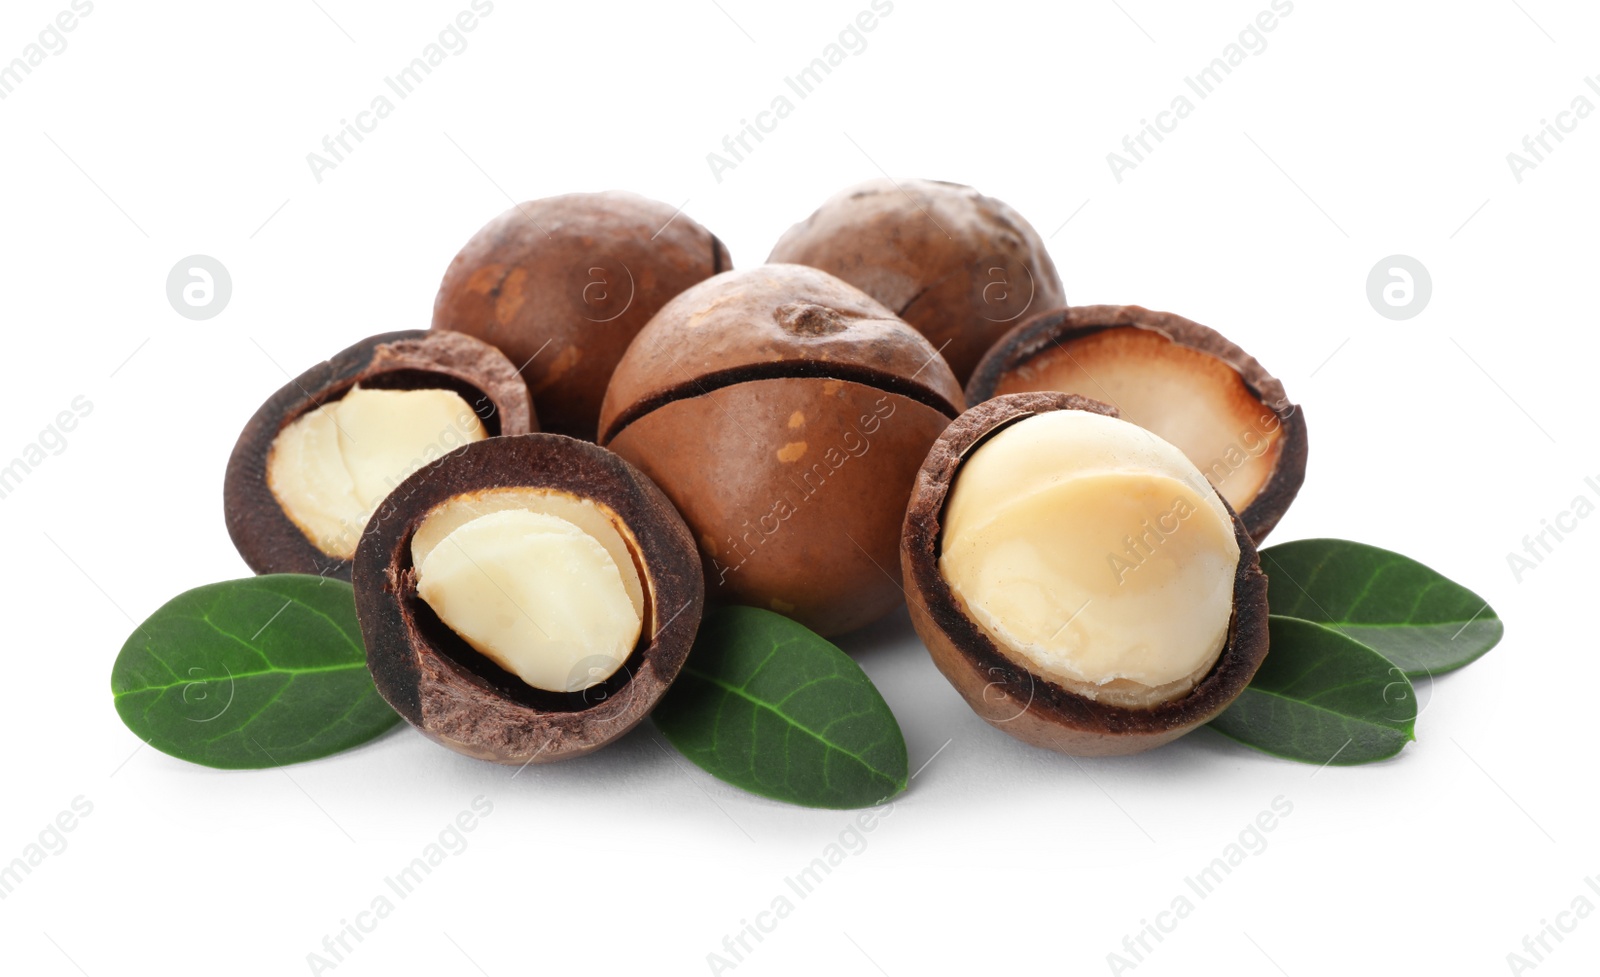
[414,508,643,693]
[411,487,645,619]
[939,410,1241,709]
[267,386,488,560]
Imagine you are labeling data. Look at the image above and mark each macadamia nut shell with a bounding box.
[967,304,1308,542]
[353,434,703,765]
[225,330,535,580]
[600,264,964,636]
[433,191,730,440]
[769,178,1065,383]
[901,393,1271,757]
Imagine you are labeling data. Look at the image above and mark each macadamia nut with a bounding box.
[967,306,1308,543]
[598,263,965,637]
[939,410,1240,709]
[266,386,488,559]
[991,327,1282,515]
[412,492,646,693]
[354,433,703,765]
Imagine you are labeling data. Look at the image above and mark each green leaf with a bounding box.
[111,575,400,769]
[653,606,908,809]
[1209,616,1417,766]
[1259,538,1503,678]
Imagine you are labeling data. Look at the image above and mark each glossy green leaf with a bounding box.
[111,575,400,769]
[1259,538,1502,677]
[1209,616,1417,766]
[653,606,908,809]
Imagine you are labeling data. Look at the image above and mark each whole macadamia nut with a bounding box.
[433,191,731,440]
[598,264,965,637]
[768,178,1064,383]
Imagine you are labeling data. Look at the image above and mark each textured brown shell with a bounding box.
[224,330,536,579]
[597,263,964,444]
[767,178,1065,384]
[597,264,963,637]
[966,304,1308,543]
[353,434,704,765]
[609,378,952,636]
[901,393,1271,757]
[432,191,730,441]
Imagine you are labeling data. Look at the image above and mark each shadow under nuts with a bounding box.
[432,191,731,441]
[901,392,1270,757]
[353,433,703,765]
[598,263,965,637]
[224,330,535,580]
[768,177,1064,384]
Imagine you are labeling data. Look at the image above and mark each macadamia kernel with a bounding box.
[267,386,487,559]
[412,492,646,693]
[938,410,1240,709]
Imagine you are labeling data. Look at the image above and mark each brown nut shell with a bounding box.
[353,434,704,765]
[599,264,964,637]
[901,392,1270,757]
[224,330,536,580]
[608,378,953,637]
[966,305,1308,542]
[598,263,964,442]
[432,191,731,441]
[767,178,1065,383]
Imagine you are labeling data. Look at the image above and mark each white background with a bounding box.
[1,1,1595,974]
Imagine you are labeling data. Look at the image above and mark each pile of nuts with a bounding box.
[224,180,1307,763]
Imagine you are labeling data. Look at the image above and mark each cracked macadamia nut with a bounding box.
[940,409,1239,709]
[411,499,644,693]
[225,330,535,579]
[598,263,964,637]
[967,305,1307,542]
[432,191,731,440]
[269,387,489,560]
[902,393,1270,757]
[768,178,1064,383]
[354,434,703,765]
